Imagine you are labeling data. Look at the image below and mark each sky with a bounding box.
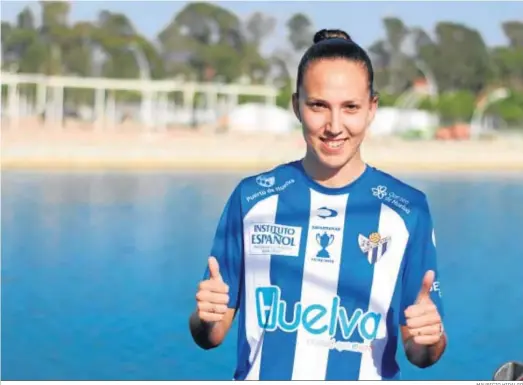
[1,0,522,54]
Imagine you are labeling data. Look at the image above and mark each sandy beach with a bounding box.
[2,122,523,173]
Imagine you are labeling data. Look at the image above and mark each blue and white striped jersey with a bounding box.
[203,160,444,380]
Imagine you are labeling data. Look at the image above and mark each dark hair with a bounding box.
[296,29,376,98]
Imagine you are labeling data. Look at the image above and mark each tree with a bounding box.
[244,12,276,48]
[368,40,391,91]
[502,21,523,48]
[490,21,523,91]
[16,7,35,30]
[158,2,248,82]
[382,17,409,93]
[286,13,313,52]
[2,8,44,73]
[39,1,71,75]
[431,22,490,93]
[157,2,271,83]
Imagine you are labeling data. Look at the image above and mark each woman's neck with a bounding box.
[302,151,366,188]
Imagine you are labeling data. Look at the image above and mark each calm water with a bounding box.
[2,171,523,381]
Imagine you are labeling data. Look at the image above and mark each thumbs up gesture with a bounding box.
[195,256,230,323]
[404,270,444,345]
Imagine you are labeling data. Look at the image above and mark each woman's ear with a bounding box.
[292,92,301,122]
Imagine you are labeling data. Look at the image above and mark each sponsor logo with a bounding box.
[246,177,295,202]
[371,185,411,215]
[247,223,301,256]
[430,280,442,298]
[256,174,275,188]
[312,232,335,264]
[358,232,391,264]
[432,228,436,247]
[316,207,338,219]
[372,185,388,199]
[255,286,381,353]
[311,225,341,232]
[307,338,372,353]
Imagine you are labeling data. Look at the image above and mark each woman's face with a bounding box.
[293,58,378,171]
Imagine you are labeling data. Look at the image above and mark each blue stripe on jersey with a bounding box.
[325,181,383,380]
[235,293,250,380]
[381,297,401,379]
[258,180,310,380]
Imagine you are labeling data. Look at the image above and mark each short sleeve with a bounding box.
[399,197,444,325]
[202,185,243,310]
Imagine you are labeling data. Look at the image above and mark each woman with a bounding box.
[189,28,447,380]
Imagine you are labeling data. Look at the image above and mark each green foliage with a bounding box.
[276,82,293,109]
[399,129,427,140]
[1,2,522,126]
[286,13,313,51]
[417,97,437,112]
[376,93,397,107]
[485,91,523,125]
[436,90,476,123]
[238,95,263,104]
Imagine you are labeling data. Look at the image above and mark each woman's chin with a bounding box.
[315,146,361,171]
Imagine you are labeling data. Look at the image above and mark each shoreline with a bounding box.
[3,159,523,173]
[2,128,523,173]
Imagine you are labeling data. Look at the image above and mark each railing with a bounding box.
[1,72,279,131]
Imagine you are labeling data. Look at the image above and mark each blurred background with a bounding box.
[1,0,523,381]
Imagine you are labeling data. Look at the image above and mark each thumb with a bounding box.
[416,270,435,303]
[208,256,223,281]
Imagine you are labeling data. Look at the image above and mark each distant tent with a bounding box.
[368,107,438,137]
[226,103,297,134]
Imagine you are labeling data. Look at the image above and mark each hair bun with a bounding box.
[313,29,352,44]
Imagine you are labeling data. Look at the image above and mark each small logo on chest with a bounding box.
[308,231,336,264]
[358,232,391,264]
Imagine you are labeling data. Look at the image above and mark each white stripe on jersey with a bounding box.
[291,189,349,380]
[358,203,409,380]
[244,195,279,380]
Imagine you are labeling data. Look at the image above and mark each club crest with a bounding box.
[256,174,275,188]
[358,232,391,264]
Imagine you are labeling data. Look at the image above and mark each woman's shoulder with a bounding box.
[368,166,432,220]
[370,166,428,201]
[229,160,303,206]
[239,160,301,191]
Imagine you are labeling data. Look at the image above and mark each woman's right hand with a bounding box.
[195,256,230,323]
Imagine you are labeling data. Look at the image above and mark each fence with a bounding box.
[1,71,279,131]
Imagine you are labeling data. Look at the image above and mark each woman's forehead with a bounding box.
[302,59,369,99]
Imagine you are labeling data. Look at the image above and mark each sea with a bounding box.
[2,170,523,381]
